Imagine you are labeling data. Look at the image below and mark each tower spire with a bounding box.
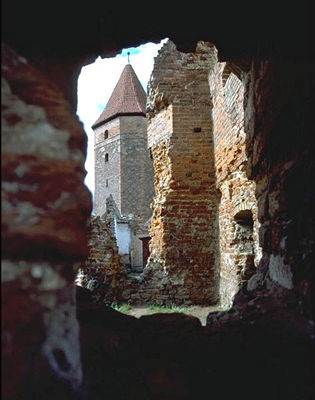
[91,61,146,129]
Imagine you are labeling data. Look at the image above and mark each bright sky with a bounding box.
[76,38,168,201]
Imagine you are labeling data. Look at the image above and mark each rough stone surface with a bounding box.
[76,288,314,400]
[77,215,127,302]
[241,57,314,318]
[145,40,220,304]
[206,55,314,329]
[1,44,91,399]
[209,61,262,306]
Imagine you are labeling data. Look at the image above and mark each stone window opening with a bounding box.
[105,153,109,162]
[232,209,255,280]
[104,130,109,139]
[105,179,109,187]
[234,209,253,228]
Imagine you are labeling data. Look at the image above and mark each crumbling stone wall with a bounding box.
[77,215,126,302]
[1,44,91,398]
[209,62,261,306]
[79,215,161,305]
[242,58,314,317]
[146,40,221,304]
[79,213,194,306]
[85,43,262,308]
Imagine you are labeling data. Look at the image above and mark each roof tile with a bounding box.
[92,64,146,128]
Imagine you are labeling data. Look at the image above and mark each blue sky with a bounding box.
[76,39,167,199]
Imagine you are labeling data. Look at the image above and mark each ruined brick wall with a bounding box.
[146,40,221,304]
[78,215,169,305]
[78,215,127,302]
[242,58,314,317]
[1,44,91,398]
[209,62,261,306]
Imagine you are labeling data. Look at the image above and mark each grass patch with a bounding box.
[109,302,189,316]
[147,303,188,314]
[218,304,232,312]
[110,302,131,314]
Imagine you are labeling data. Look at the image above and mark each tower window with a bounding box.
[105,153,109,162]
[104,130,109,139]
[234,210,253,228]
[105,179,109,187]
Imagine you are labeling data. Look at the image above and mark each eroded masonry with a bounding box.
[80,40,262,306]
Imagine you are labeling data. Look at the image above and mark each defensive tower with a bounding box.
[92,62,154,220]
[92,61,154,268]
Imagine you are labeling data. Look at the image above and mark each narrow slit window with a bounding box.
[105,153,109,162]
[104,130,109,139]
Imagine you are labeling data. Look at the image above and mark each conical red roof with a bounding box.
[92,64,147,128]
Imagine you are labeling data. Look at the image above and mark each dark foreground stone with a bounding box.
[76,287,314,400]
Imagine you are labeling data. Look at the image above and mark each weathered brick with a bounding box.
[209,62,262,306]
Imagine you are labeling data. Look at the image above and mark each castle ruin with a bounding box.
[2,3,313,399]
[80,40,262,307]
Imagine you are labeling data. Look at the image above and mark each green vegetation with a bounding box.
[109,302,188,316]
[147,303,188,314]
[218,304,232,312]
[110,302,131,314]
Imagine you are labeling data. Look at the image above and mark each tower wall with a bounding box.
[120,115,154,220]
[94,118,121,216]
[94,115,154,220]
